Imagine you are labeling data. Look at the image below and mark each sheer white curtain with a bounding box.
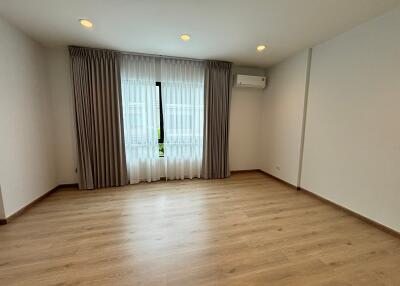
[121,55,162,183]
[161,58,205,180]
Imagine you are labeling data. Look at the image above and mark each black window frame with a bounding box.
[156,81,164,157]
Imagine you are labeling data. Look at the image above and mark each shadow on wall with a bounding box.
[0,185,5,219]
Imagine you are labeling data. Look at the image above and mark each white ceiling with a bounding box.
[0,0,399,67]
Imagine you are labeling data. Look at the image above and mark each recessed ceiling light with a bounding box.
[180,34,191,42]
[79,19,93,29]
[256,45,266,52]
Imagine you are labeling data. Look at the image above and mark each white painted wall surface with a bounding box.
[229,66,265,171]
[0,17,57,217]
[47,47,78,184]
[230,88,263,171]
[260,50,309,186]
[302,7,400,231]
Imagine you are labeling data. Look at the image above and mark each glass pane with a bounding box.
[159,143,164,157]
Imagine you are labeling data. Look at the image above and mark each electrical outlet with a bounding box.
[275,166,281,171]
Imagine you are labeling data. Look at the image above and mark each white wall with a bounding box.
[47,47,78,184]
[229,66,265,171]
[302,7,400,231]
[230,88,263,171]
[260,50,310,186]
[0,17,57,217]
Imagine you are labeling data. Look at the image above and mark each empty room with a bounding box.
[1,0,400,285]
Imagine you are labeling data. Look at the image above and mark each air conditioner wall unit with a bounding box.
[234,74,267,89]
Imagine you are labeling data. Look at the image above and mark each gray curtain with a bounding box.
[202,60,232,179]
[69,46,128,189]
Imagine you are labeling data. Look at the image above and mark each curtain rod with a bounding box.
[121,51,205,62]
[69,45,231,64]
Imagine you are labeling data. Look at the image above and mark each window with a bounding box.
[121,55,204,183]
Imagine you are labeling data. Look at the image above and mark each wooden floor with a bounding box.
[0,172,399,286]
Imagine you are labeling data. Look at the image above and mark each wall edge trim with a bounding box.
[1,183,78,225]
[300,187,400,238]
[233,169,399,238]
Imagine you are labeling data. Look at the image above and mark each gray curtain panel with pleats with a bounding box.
[69,47,128,189]
[202,60,233,179]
